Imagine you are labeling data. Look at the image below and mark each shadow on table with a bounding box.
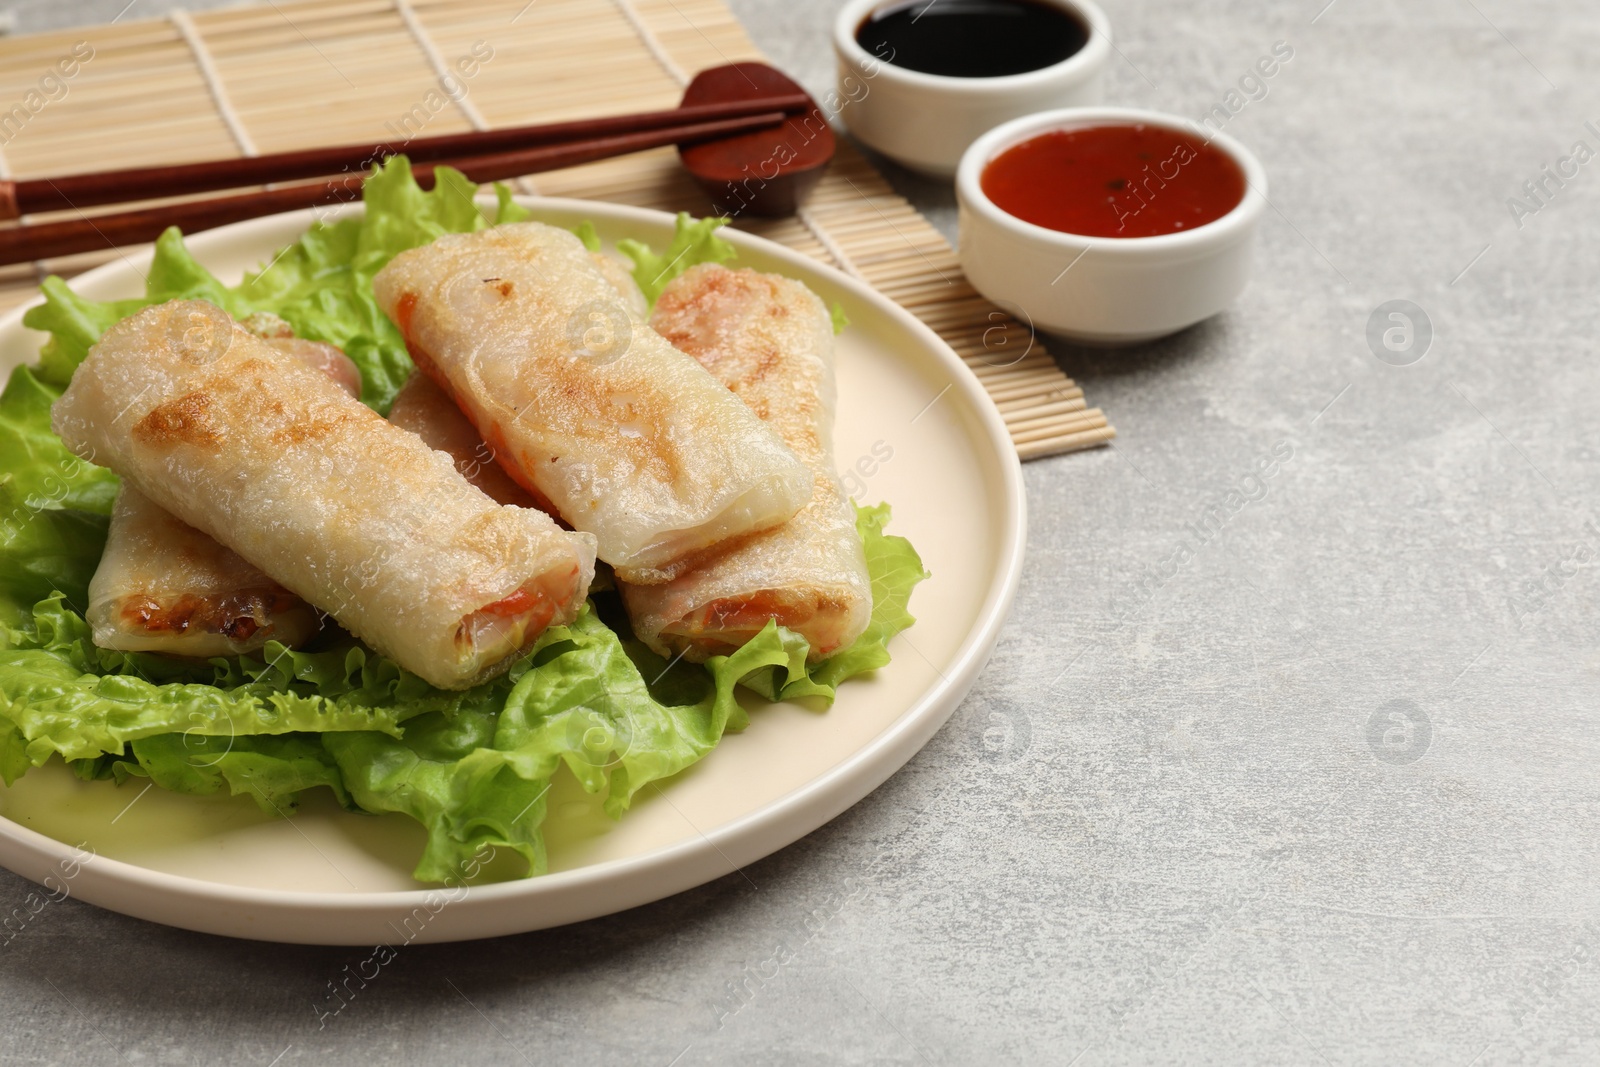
[1044,315,1232,387]
[10,855,769,1045]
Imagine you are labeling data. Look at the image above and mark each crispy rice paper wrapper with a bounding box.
[621,264,871,663]
[370,222,811,585]
[84,327,362,657]
[52,299,596,690]
[87,484,320,657]
[388,371,536,508]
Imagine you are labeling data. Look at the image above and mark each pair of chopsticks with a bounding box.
[0,94,807,267]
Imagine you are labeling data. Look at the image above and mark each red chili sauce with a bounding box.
[980,124,1247,239]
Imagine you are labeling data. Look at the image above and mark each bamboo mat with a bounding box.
[0,0,1113,459]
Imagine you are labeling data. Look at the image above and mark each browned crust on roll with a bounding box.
[133,391,222,447]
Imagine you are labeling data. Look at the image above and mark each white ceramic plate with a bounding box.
[0,198,1024,944]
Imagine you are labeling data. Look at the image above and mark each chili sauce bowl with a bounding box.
[833,0,1111,178]
[956,107,1268,345]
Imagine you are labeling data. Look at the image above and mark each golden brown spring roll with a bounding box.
[86,323,365,657]
[241,311,365,398]
[87,486,320,656]
[384,247,645,511]
[388,372,536,508]
[53,299,597,690]
[385,254,643,515]
[370,222,811,585]
[621,264,871,662]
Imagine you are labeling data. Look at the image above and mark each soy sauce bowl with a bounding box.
[956,107,1269,345]
[834,0,1111,178]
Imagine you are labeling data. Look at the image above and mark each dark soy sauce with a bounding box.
[856,0,1090,79]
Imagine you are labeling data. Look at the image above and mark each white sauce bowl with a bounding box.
[833,0,1111,178]
[956,107,1269,344]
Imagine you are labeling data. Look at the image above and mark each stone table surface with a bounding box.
[3,0,1599,1064]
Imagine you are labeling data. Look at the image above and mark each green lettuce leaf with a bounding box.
[809,503,927,690]
[113,733,352,815]
[0,594,485,772]
[0,365,119,515]
[320,602,851,882]
[617,212,738,306]
[830,302,850,335]
[572,219,602,252]
[24,280,151,390]
[0,368,116,631]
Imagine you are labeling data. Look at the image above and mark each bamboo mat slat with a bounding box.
[0,0,1112,459]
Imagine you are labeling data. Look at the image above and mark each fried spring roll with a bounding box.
[370,222,811,585]
[86,323,365,657]
[88,485,321,657]
[241,311,366,398]
[388,372,536,508]
[621,265,871,662]
[53,299,597,690]
[383,253,646,512]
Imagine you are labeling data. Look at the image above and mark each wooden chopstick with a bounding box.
[0,111,785,268]
[0,94,809,220]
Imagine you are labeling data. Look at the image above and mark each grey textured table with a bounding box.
[4,1,1599,1064]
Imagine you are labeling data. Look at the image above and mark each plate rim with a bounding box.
[0,196,1026,942]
